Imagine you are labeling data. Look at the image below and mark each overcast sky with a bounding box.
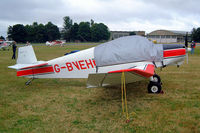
[0,0,200,37]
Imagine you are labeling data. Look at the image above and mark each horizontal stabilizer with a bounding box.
[8,61,47,70]
[9,61,54,77]
[16,63,54,77]
[8,45,47,70]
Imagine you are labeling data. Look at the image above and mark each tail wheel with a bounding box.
[148,81,161,93]
[152,74,161,83]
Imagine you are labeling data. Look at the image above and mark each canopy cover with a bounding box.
[94,35,163,67]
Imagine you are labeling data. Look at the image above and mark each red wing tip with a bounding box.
[108,64,154,78]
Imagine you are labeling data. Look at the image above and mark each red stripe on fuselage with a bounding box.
[163,48,186,58]
[17,66,54,77]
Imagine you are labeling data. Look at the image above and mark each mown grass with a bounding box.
[0,45,200,133]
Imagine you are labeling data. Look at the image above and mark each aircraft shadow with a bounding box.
[94,80,150,102]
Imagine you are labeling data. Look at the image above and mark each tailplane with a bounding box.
[8,45,46,70]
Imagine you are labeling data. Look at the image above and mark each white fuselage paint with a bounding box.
[33,47,186,79]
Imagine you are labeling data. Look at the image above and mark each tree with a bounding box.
[78,22,91,42]
[62,16,73,41]
[191,28,200,42]
[29,22,38,42]
[90,19,94,26]
[35,24,46,42]
[12,24,27,43]
[45,22,60,41]
[63,16,73,30]
[70,23,79,41]
[25,24,35,42]
[7,26,13,39]
[91,23,110,42]
[24,22,60,43]
[60,17,111,42]
[0,36,5,40]
[7,21,60,43]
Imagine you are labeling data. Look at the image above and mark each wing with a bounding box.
[87,64,154,88]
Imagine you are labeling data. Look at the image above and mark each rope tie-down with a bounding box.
[121,71,130,123]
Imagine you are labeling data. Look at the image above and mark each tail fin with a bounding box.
[8,45,46,70]
[17,45,37,64]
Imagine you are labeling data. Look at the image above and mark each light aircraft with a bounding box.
[46,40,65,46]
[0,40,12,50]
[8,36,188,93]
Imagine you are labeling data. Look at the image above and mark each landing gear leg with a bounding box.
[148,74,162,93]
[25,78,35,85]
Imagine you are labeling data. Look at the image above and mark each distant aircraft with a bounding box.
[0,40,13,50]
[46,40,65,46]
[8,36,189,93]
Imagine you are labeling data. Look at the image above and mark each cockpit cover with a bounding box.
[94,36,163,67]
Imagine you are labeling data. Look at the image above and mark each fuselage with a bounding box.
[31,44,186,79]
[0,41,10,49]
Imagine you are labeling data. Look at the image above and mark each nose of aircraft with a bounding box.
[162,44,190,64]
[162,44,191,52]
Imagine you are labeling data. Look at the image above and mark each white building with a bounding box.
[147,30,191,43]
[110,31,145,40]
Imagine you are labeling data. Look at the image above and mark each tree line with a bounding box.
[5,16,200,43]
[6,16,110,43]
[61,16,110,42]
[7,22,60,43]
[191,28,200,42]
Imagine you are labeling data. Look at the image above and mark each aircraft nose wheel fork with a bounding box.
[148,74,162,93]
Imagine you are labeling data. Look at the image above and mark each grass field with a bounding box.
[0,45,200,133]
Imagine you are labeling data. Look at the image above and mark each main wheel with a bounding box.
[152,74,161,83]
[148,81,161,93]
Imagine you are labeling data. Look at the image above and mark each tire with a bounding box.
[148,81,162,93]
[152,74,161,83]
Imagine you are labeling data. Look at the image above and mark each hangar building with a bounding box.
[147,30,191,43]
[110,31,145,40]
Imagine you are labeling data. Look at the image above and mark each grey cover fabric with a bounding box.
[94,35,163,67]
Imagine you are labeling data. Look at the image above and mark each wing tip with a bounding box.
[108,64,155,78]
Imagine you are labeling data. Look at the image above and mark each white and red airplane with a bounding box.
[0,40,12,50]
[8,36,188,93]
[46,40,65,46]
